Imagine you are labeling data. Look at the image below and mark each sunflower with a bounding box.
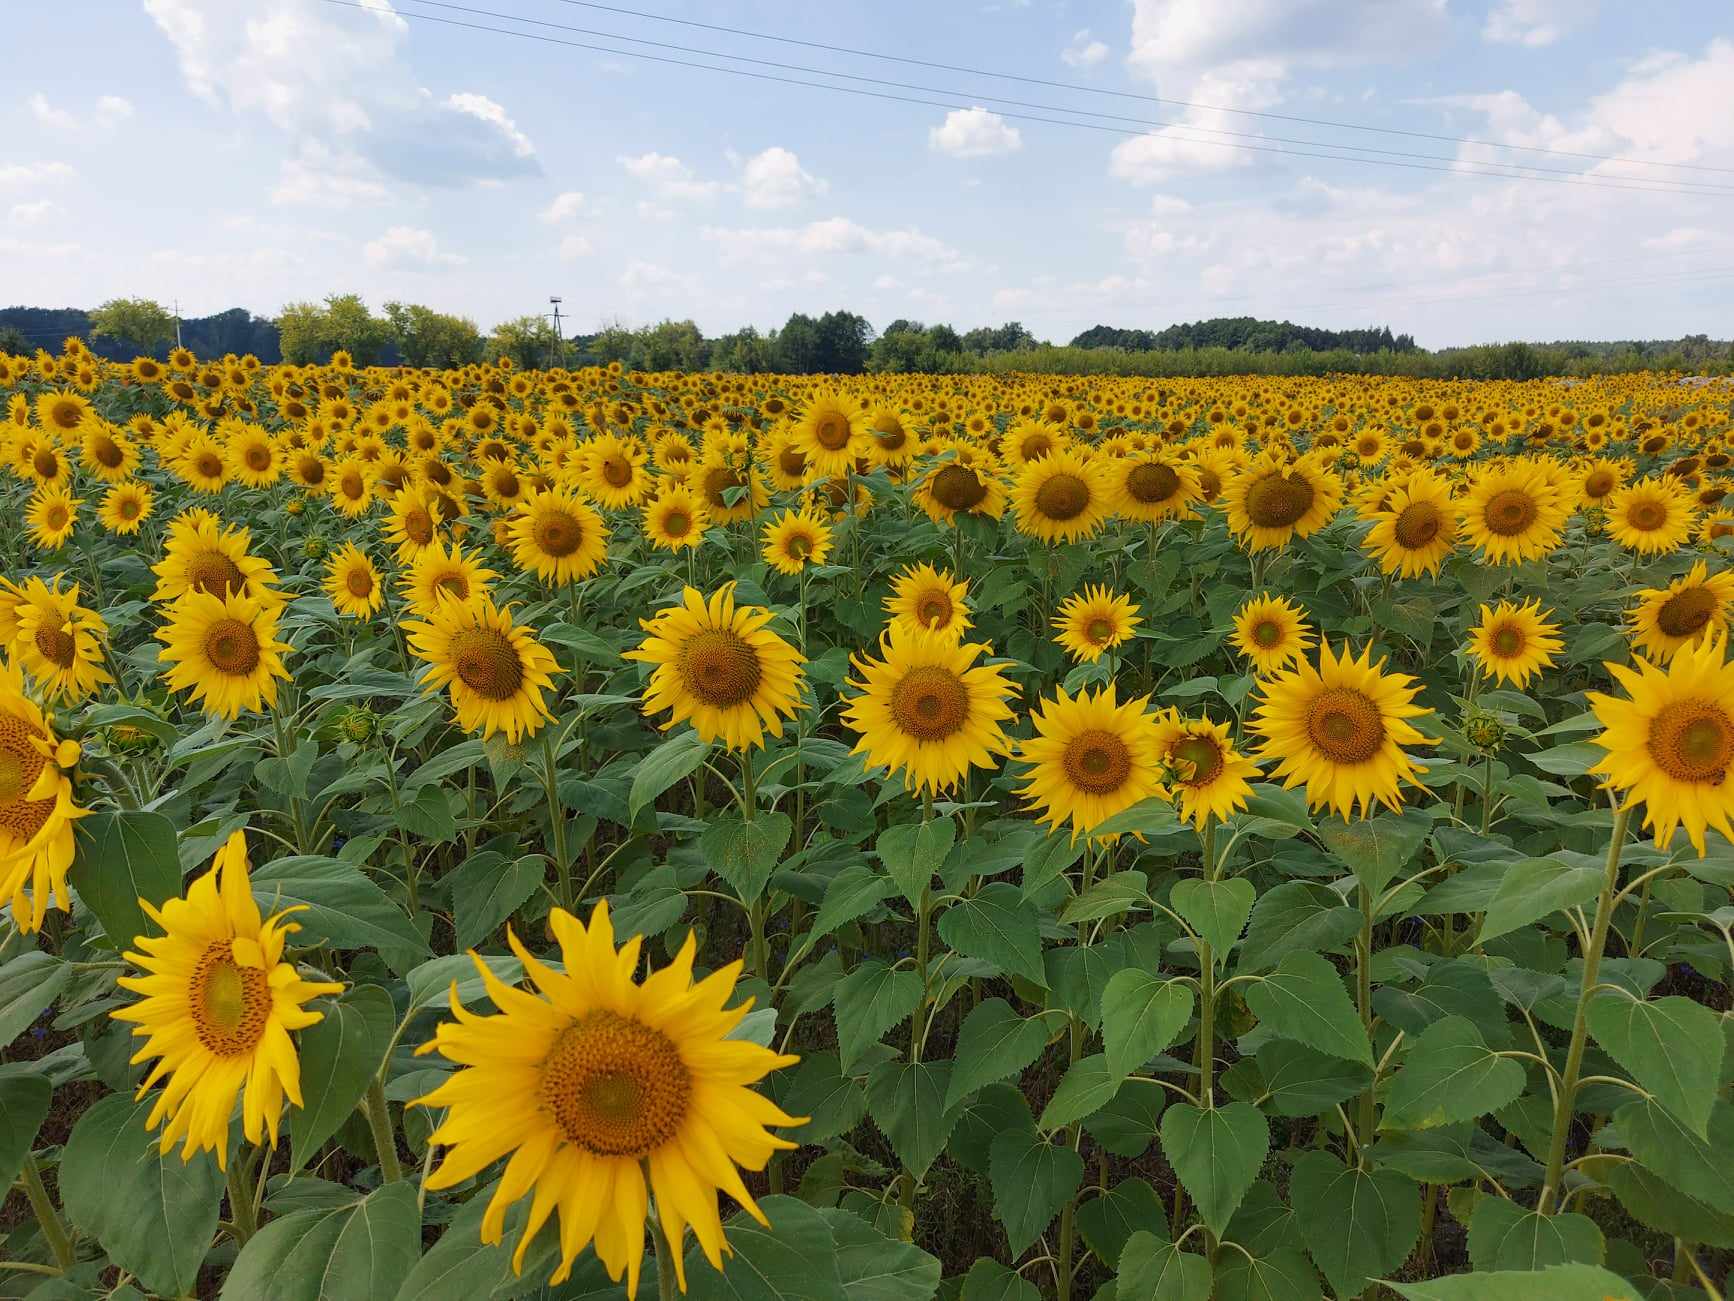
[1011,448,1111,543]
[1108,451,1202,523]
[914,457,1006,526]
[759,506,832,577]
[26,487,79,550]
[790,391,866,480]
[152,519,280,606]
[1579,457,1627,506]
[11,577,112,704]
[226,426,282,488]
[842,624,1016,794]
[509,488,609,586]
[323,543,384,618]
[112,832,343,1168]
[1360,469,1460,578]
[579,433,653,508]
[157,590,293,719]
[1222,452,1343,552]
[1588,632,1734,855]
[402,538,498,617]
[1230,594,1314,676]
[884,563,972,643]
[1152,711,1260,829]
[328,455,375,516]
[865,407,915,468]
[643,486,709,552]
[693,451,768,525]
[415,900,804,1293]
[1460,460,1571,565]
[1017,685,1166,839]
[80,423,140,481]
[0,661,84,932]
[760,424,811,492]
[405,595,562,742]
[999,419,1068,469]
[1466,598,1562,688]
[35,391,93,439]
[287,449,328,492]
[382,486,446,560]
[98,479,153,534]
[1053,585,1141,663]
[1603,478,1696,555]
[1629,561,1734,662]
[1251,641,1435,820]
[627,584,806,751]
[178,435,231,493]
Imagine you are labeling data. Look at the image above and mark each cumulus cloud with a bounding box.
[9,200,56,226]
[1483,0,1595,47]
[0,161,75,187]
[929,107,1023,158]
[740,147,827,209]
[540,191,585,223]
[558,233,594,261]
[702,217,965,269]
[363,225,464,270]
[1061,30,1110,69]
[35,94,136,132]
[272,141,390,207]
[619,152,722,201]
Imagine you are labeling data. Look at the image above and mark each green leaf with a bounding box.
[222,1181,419,1301]
[396,783,456,843]
[866,1059,958,1180]
[1101,972,1192,1078]
[1319,808,1433,897]
[814,865,898,941]
[701,812,793,903]
[251,856,429,957]
[1288,1151,1419,1300]
[1158,1102,1268,1237]
[1117,1231,1213,1300]
[1213,1249,1322,1301]
[819,1207,940,1301]
[69,810,182,946]
[1040,1054,1121,1130]
[1477,857,1601,944]
[944,997,1051,1110]
[1254,1040,1370,1118]
[628,730,708,820]
[1466,1195,1604,1271]
[832,960,922,1073]
[1171,877,1254,962]
[1587,993,1723,1139]
[60,1093,223,1296]
[781,1052,867,1145]
[0,951,69,1049]
[1089,796,1179,840]
[451,852,544,950]
[291,985,395,1173]
[1616,1098,1734,1214]
[1238,881,1360,973]
[1077,1178,1167,1269]
[989,1127,1084,1255]
[878,818,955,907]
[392,1175,563,1301]
[1387,1264,1641,1300]
[936,883,1046,986]
[1382,1016,1526,1131]
[0,1074,50,1191]
[1526,741,1602,777]
[1243,951,1372,1066]
[1606,1160,1734,1250]
[960,1259,1040,1301]
[1061,870,1150,924]
[1020,829,1084,898]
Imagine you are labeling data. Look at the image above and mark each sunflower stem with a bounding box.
[364,1078,405,1184]
[19,1155,72,1271]
[651,1207,680,1301]
[1538,804,1630,1214]
[83,755,140,810]
[1197,818,1218,1109]
[225,1150,260,1245]
[1355,880,1376,1157]
[543,729,572,912]
[270,708,310,854]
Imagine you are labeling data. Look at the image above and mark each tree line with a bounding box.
[1,297,1727,378]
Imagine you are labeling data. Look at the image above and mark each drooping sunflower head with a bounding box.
[1589,632,1734,856]
[1466,597,1563,688]
[642,485,709,552]
[11,576,112,705]
[885,562,972,643]
[627,583,807,752]
[1603,478,1696,555]
[1151,710,1260,830]
[508,488,610,586]
[112,832,344,1168]
[80,422,140,481]
[156,589,294,720]
[760,506,832,576]
[1011,447,1111,544]
[0,659,84,932]
[323,542,384,618]
[1108,450,1202,523]
[1230,593,1315,676]
[914,455,1006,526]
[1017,684,1167,840]
[1052,584,1142,663]
[694,450,767,524]
[405,594,563,742]
[842,622,1017,795]
[1251,641,1435,820]
[1222,451,1343,552]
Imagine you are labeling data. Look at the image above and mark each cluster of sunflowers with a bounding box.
[1,333,1731,1300]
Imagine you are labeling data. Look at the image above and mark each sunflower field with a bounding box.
[0,338,1731,1301]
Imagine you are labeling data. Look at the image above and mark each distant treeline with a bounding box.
[2,302,1728,379]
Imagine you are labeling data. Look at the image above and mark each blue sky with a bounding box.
[4,1,1731,347]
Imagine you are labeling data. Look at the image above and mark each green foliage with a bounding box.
[88,296,176,351]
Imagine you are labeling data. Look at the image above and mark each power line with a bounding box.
[396,0,1734,196]
[323,0,1728,199]
[540,0,1734,178]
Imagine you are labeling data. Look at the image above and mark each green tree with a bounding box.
[383,302,484,369]
[274,294,390,365]
[0,325,29,356]
[489,315,569,370]
[88,298,176,353]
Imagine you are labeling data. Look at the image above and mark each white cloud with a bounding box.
[443,93,535,159]
[35,94,136,131]
[540,191,586,223]
[1061,30,1110,69]
[636,200,676,223]
[1642,227,1713,251]
[9,200,55,226]
[619,152,722,201]
[558,233,594,261]
[363,225,464,270]
[0,236,78,259]
[929,107,1023,158]
[0,161,75,187]
[1110,64,1282,181]
[273,141,389,207]
[619,260,700,295]
[1483,0,1595,47]
[27,95,77,131]
[703,217,965,269]
[993,287,1034,309]
[740,147,827,210]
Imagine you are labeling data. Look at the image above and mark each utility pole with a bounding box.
[173,298,182,348]
[547,295,564,370]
